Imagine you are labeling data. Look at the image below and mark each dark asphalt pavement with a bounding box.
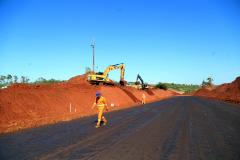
[1,96,240,160]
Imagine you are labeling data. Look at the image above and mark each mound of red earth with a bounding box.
[68,74,88,84]
[194,76,240,104]
[0,75,178,134]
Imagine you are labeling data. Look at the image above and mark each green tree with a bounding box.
[6,74,12,84]
[25,77,30,83]
[202,77,214,87]
[13,75,18,83]
[0,75,6,84]
[207,77,213,86]
[85,67,91,74]
[36,77,46,83]
[34,77,63,84]
[20,76,26,83]
[201,80,207,86]
[156,82,168,90]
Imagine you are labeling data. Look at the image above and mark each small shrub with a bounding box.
[156,83,168,90]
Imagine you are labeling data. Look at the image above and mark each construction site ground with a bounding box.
[194,77,240,104]
[0,75,178,134]
[0,96,240,160]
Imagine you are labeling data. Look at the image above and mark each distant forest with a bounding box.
[1,74,212,93]
[0,75,64,88]
[156,82,200,94]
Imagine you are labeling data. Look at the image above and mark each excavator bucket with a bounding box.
[120,80,127,86]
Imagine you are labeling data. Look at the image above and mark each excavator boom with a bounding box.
[103,63,125,81]
[136,74,144,84]
[135,74,148,89]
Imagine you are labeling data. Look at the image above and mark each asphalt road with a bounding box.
[1,96,240,160]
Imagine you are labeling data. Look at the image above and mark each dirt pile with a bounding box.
[0,74,177,134]
[68,74,88,84]
[194,76,240,103]
[194,86,213,97]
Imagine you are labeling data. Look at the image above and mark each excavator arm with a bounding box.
[135,74,148,89]
[136,74,144,84]
[103,63,125,82]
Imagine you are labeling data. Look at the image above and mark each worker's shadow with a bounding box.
[93,120,105,126]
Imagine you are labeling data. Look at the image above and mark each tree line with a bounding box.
[156,82,200,93]
[0,75,30,86]
[0,75,64,88]
[156,77,214,93]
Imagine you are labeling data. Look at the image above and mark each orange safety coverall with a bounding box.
[142,93,146,104]
[93,96,108,127]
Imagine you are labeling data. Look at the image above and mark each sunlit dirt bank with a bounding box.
[194,76,240,104]
[0,75,178,134]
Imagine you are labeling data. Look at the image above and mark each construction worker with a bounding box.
[142,93,146,104]
[92,91,108,128]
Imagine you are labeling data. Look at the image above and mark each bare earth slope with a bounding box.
[0,75,176,133]
[0,96,240,160]
[194,76,240,104]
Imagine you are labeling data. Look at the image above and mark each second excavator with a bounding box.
[135,74,148,89]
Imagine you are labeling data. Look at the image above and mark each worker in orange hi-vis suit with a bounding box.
[92,91,109,128]
[142,93,146,104]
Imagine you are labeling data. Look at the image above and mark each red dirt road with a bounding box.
[0,96,240,160]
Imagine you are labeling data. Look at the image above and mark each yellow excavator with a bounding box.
[87,63,126,86]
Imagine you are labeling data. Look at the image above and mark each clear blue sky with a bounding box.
[1,0,239,84]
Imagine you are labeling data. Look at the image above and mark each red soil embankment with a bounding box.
[0,75,177,134]
[194,76,240,104]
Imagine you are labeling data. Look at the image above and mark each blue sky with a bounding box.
[0,0,239,84]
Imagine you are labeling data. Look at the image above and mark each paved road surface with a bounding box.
[1,96,240,160]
